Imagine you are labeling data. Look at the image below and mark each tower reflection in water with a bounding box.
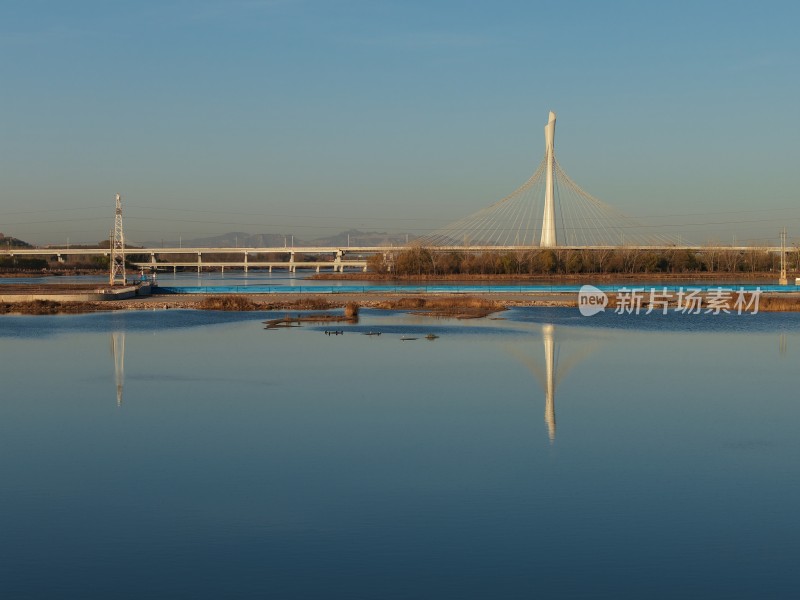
[507,323,596,442]
[542,324,557,441]
[110,332,125,407]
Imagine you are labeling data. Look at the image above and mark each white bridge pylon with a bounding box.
[541,111,557,247]
[418,111,678,248]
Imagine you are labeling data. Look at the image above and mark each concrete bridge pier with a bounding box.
[269,265,272,273]
[334,249,344,273]
[150,253,157,271]
[289,252,295,273]
[197,252,202,273]
[244,251,248,273]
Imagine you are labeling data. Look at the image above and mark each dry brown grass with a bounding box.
[311,272,787,283]
[605,292,800,312]
[284,297,335,310]
[759,295,800,311]
[196,296,337,311]
[375,296,503,318]
[0,300,98,314]
[378,297,426,309]
[344,301,359,318]
[196,295,262,311]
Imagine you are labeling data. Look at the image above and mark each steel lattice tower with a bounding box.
[779,227,788,285]
[109,193,126,285]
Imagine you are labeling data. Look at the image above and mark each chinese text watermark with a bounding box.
[578,285,761,317]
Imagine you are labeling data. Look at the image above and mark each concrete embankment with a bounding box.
[0,283,149,303]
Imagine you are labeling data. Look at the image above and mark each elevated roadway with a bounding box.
[1,244,788,274]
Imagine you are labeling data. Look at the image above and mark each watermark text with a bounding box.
[578,286,762,316]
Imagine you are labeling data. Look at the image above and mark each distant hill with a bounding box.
[310,229,415,247]
[0,233,33,248]
[142,232,308,248]
[143,230,416,248]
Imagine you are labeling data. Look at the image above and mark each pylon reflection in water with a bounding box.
[506,324,598,443]
[110,332,125,406]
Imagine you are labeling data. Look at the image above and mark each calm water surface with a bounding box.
[1,307,799,599]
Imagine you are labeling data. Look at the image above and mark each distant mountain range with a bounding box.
[311,229,415,247]
[142,229,415,248]
[143,232,299,248]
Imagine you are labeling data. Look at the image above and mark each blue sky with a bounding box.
[1,0,799,245]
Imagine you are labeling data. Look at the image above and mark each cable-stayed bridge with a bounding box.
[1,111,793,276]
[418,111,678,248]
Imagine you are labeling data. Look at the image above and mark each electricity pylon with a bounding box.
[109,193,126,285]
[779,228,788,286]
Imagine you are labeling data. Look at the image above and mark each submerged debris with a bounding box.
[263,311,358,330]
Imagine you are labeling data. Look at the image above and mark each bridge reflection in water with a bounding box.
[507,324,597,442]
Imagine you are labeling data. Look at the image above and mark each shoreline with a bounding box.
[310,271,792,283]
[2,272,800,314]
[3,289,800,314]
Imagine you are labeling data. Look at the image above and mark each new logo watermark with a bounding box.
[578,285,608,316]
[578,286,762,316]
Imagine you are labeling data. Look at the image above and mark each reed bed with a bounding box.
[759,296,800,311]
[196,296,337,311]
[344,301,359,318]
[375,296,503,318]
[195,296,262,311]
[0,300,95,314]
[605,293,800,312]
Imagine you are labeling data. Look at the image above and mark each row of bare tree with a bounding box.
[368,246,799,276]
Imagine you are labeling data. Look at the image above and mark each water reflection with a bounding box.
[542,324,557,441]
[3,310,800,598]
[508,323,597,442]
[110,332,125,406]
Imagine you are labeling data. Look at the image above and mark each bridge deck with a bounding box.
[1,244,787,257]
